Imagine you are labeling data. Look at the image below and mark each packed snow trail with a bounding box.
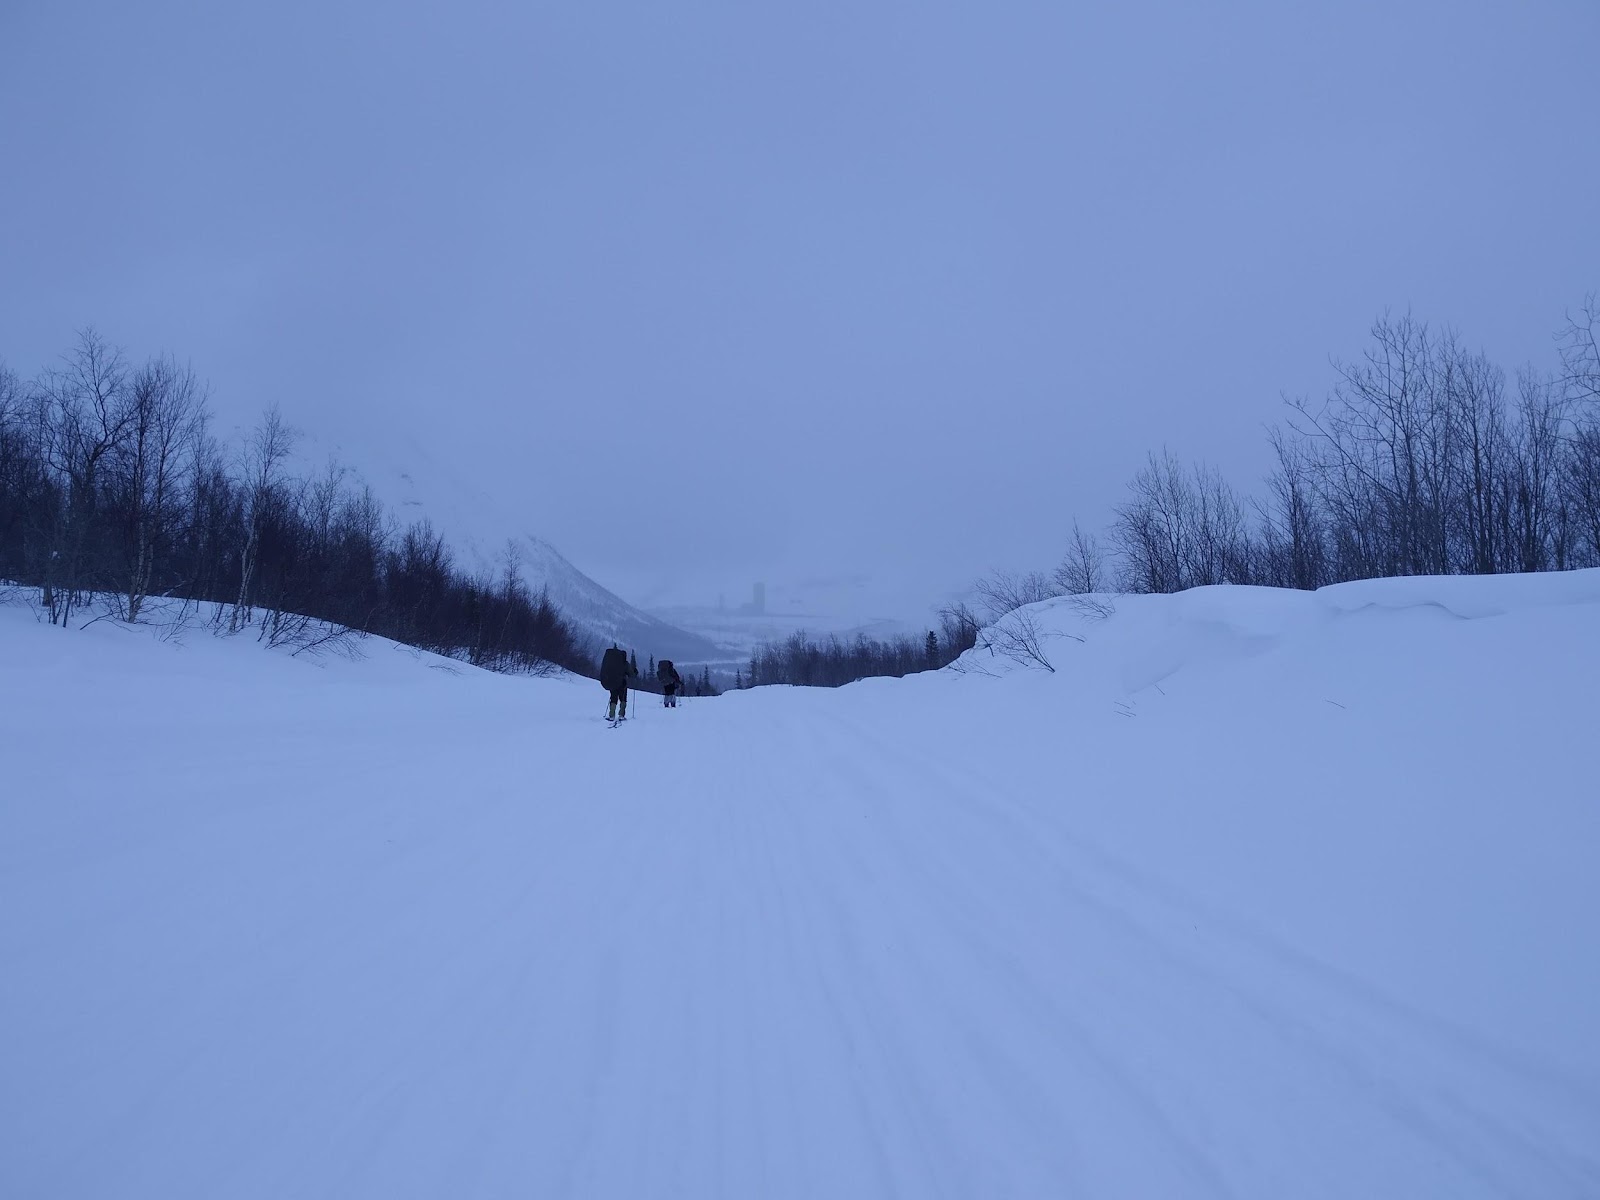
[3,574,1599,1198]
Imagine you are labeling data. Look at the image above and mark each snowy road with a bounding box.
[5,580,1599,1198]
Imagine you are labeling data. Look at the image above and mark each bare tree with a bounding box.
[975,568,1059,620]
[302,457,348,552]
[1255,425,1327,589]
[937,602,982,664]
[1068,593,1116,621]
[1188,461,1252,585]
[2,331,591,673]
[1288,314,1453,578]
[0,361,31,598]
[1566,422,1600,566]
[34,329,133,624]
[0,362,19,427]
[1113,448,1190,593]
[116,356,206,622]
[1503,371,1568,573]
[977,606,1064,673]
[1560,295,1600,566]
[1440,348,1510,574]
[1559,293,1600,407]
[1112,449,1254,592]
[230,406,296,632]
[1054,519,1105,594]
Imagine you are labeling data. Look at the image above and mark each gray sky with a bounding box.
[3,0,1597,618]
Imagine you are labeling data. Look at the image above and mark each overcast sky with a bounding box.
[3,0,1597,617]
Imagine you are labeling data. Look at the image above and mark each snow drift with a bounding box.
[2,570,1597,1198]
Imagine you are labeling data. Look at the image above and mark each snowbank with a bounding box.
[3,573,1597,1198]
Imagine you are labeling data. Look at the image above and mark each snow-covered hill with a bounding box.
[514,537,723,664]
[284,423,722,665]
[644,604,914,668]
[617,569,969,665]
[271,416,947,665]
[3,570,1598,1198]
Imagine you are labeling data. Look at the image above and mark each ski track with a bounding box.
[5,640,1600,1198]
[814,713,1600,1196]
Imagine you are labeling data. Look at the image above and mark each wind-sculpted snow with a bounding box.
[3,571,1597,1198]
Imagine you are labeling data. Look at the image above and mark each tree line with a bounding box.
[627,652,721,697]
[0,329,589,674]
[740,614,980,690]
[1081,301,1600,595]
[748,297,1600,688]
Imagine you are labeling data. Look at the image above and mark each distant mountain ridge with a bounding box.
[292,424,724,667]
[513,537,725,665]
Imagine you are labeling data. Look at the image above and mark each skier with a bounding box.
[657,659,683,708]
[599,645,636,723]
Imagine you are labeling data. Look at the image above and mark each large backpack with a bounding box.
[600,646,629,689]
[657,659,677,684]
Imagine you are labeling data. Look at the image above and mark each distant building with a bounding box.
[738,582,767,616]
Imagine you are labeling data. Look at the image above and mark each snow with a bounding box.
[3,572,1598,1198]
[509,536,724,665]
[277,421,724,664]
[645,604,917,670]
[620,569,955,660]
[269,416,945,662]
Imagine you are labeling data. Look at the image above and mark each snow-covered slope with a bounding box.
[3,571,1598,1198]
[286,422,721,665]
[645,604,914,668]
[620,569,968,664]
[514,537,723,664]
[282,418,935,664]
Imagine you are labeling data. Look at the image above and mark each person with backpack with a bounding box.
[657,659,683,707]
[599,645,637,723]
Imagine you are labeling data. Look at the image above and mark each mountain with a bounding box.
[607,568,973,667]
[275,417,961,671]
[513,537,724,665]
[287,423,722,666]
